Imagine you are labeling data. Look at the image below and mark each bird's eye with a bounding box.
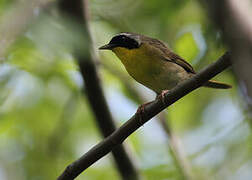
[121,36,126,41]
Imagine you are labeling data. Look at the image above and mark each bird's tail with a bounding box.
[203,80,232,89]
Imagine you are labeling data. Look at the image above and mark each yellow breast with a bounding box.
[112,44,188,93]
[114,45,159,78]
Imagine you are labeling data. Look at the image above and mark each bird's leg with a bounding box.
[156,90,169,106]
[136,102,152,125]
[136,90,169,124]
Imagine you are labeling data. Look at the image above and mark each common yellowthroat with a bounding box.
[99,32,231,95]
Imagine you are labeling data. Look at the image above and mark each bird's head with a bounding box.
[99,32,142,51]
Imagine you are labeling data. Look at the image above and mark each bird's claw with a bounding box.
[157,90,169,106]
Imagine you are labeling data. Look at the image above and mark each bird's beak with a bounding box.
[99,44,117,50]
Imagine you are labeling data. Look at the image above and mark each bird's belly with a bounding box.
[126,61,189,94]
[113,46,190,94]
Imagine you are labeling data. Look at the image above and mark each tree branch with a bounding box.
[102,62,193,179]
[58,52,232,180]
[58,0,139,179]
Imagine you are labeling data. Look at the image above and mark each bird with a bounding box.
[99,32,231,114]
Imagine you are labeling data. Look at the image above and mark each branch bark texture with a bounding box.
[58,52,232,179]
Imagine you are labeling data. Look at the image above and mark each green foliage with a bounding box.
[174,32,199,62]
[0,0,249,180]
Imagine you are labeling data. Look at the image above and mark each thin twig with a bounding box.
[57,52,231,180]
[157,112,193,180]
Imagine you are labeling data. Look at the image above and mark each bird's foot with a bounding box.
[157,90,169,106]
[136,102,152,125]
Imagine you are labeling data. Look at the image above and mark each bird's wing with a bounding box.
[145,38,196,73]
[164,52,196,74]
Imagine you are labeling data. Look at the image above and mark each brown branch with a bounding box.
[78,61,140,180]
[102,62,193,179]
[201,0,252,111]
[57,52,232,180]
[58,0,139,180]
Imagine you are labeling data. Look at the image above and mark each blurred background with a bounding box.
[0,0,251,180]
